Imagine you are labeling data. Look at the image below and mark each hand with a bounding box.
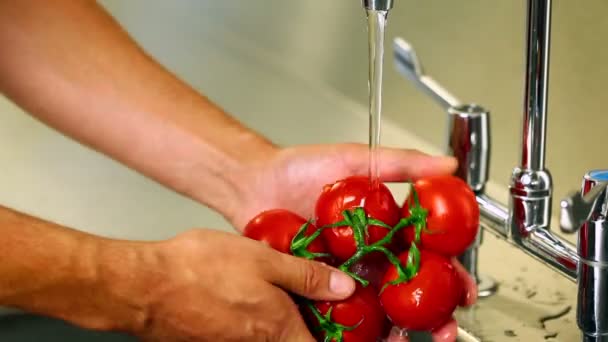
[225,143,475,341]
[123,229,355,342]
[229,143,458,230]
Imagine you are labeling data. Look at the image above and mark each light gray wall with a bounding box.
[101,0,608,217]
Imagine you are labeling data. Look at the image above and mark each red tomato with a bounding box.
[306,284,387,342]
[243,209,325,256]
[315,176,401,261]
[379,250,462,331]
[350,252,391,293]
[402,175,479,257]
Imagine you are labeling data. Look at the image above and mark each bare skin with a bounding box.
[0,206,355,341]
[0,0,475,341]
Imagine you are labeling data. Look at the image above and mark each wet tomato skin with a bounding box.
[402,175,479,257]
[379,250,462,332]
[243,209,325,256]
[350,252,392,293]
[307,284,387,342]
[315,176,401,261]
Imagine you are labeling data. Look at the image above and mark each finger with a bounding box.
[431,318,458,342]
[451,258,478,306]
[378,148,457,182]
[340,144,458,181]
[263,252,355,301]
[387,326,410,342]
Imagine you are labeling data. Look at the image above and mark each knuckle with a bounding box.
[254,252,279,279]
[298,260,324,294]
[251,319,277,341]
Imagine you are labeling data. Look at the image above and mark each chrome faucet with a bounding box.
[362,0,394,11]
[393,37,499,297]
[391,0,608,340]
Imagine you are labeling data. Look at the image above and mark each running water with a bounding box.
[366,10,388,189]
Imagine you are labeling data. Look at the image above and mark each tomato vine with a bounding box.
[290,186,430,342]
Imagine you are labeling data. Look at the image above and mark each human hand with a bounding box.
[122,229,355,342]
[223,143,475,341]
[228,143,457,230]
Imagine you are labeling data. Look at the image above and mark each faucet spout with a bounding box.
[522,0,552,171]
[509,0,554,243]
[362,0,394,11]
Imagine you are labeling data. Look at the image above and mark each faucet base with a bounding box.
[583,333,608,342]
[477,274,499,298]
[458,229,499,298]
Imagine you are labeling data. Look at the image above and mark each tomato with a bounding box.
[402,175,479,257]
[305,284,387,342]
[243,209,325,256]
[350,252,391,293]
[379,250,462,331]
[315,176,401,261]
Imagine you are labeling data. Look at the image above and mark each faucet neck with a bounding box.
[521,0,552,171]
[362,0,394,11]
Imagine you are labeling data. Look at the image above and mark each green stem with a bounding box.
[339,249,365,271]
[370,216,415,247]
[338,216,416,285]
[348,209,367,248]
[290,222,331,260]
[411,182,421,207]
[406,182,428,245]
[315,186,429,289]
[305,300,361,342]
[379,242,422,293]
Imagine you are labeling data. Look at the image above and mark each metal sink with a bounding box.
[0,314,134,342]
[0,314,437,342]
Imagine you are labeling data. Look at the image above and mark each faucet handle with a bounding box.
[393,37,490,192]
[560,170,608,233]
[393,37,461,110]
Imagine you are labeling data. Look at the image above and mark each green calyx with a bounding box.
[306,301,361,342]
[289,183,428,289]
[319,208,393,246]
[380,242,420,293]
[289,183,429,340]
[290,221,331,260]
[330,184,428,291]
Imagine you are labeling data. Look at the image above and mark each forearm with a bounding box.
[0,0,276,222]
[0,205,146,332]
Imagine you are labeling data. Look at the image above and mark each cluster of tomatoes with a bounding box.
[243,175,479,342]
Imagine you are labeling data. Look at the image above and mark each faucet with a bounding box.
[393,36,499,298]
[391,0,608,340]
[362,0,394,11]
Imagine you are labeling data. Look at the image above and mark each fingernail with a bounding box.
[438,155,458,165]
[329,271,354,296]
[460,282,478,306]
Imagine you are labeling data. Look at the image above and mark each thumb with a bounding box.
[264,252,355,300]
[339,144,457,182]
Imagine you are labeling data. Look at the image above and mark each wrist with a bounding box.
[0,205,145,332]
[187,130,280,226]
[93,238,153,333]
